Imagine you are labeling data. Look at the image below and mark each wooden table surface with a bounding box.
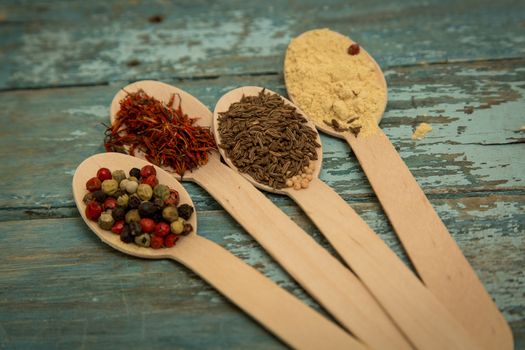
[1,1,524,349]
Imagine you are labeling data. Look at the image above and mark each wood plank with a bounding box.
[0,0,524,89]
[0,193,523,349]
[0,59,523,220]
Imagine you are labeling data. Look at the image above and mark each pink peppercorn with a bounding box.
[86,177,101,192]
[155,222,170,237]
[86,201,103,221]
[164,234,179,248]
[141,175,158,187]
[140,218,156,233]
[150,235,164,249]
[97,168,112,182]
[140,165,156,179]
[111,220,125,234]
[103,197,118,211]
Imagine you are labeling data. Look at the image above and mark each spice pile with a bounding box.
[284,28,387,137]
[104,89,216,176]
[217,89,320,190]
[83,165,194,248]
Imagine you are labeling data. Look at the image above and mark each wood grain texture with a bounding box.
[0,0,524,89]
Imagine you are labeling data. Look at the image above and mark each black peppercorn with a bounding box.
[182,223,193,236]
[120,225,133,243]
[177,204,194,220]
[129,221,142,236]
[129,167,141,180]
[151,211,163,223]
[153,197,165,211]
[112,207,126,221]
[92,190,107,203]
[138,201,157,217]
[128,195,141,209]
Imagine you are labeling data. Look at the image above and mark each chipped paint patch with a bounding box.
[66,105,108,119]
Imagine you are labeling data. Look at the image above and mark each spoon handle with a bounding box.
[170,235,362,350]
[345,130,513,350]
[287,177,480,350]
[191,160,412,350]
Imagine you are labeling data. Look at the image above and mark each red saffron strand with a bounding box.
[104,89,217,176]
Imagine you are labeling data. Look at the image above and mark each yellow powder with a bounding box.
[284,28,387,137]
[412,123,432,140]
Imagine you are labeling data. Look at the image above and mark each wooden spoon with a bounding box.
[109,80,411,350]
[213,86,481,350]
[284,29,512,350]
[72,152,362,350]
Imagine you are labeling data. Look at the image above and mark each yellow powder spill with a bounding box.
[284,28,387,137]
[412,123,432,140]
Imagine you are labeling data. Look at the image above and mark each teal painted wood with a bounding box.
[0,0,524,89]
[0,60,523,220]
[0,194,523,349]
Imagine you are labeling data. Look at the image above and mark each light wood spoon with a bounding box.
[213,86,481,350]
[109,80,411,350]
[284,29,513,350]
[72,152,363,350]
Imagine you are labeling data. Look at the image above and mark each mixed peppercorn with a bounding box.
[83,165,194,248]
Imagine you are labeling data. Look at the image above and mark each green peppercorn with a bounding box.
[129,221,142,236]
[177,204,194,220]
[83,192,94,204]
[128,176,139,183]
[92,190,107,203]
[138,201,156,217]
[112,207,126,221]
[101,179,118,195]
[120,225,133,243]
[162,206,178,222]
[153,184,170,201]
[137,184,153,201]
[112,170,126,184]
[129,167,141,179]
[117,193,129,208]
[134,233,151,247]
[170,218,185,235]
[128,195,141,209]
[98,211,115,230]
[125,209,141,223]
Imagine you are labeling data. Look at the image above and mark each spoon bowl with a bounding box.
[109,80,219,181]
[72,152,197,259]
[284,28,387,139]
[212,86,322,195]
